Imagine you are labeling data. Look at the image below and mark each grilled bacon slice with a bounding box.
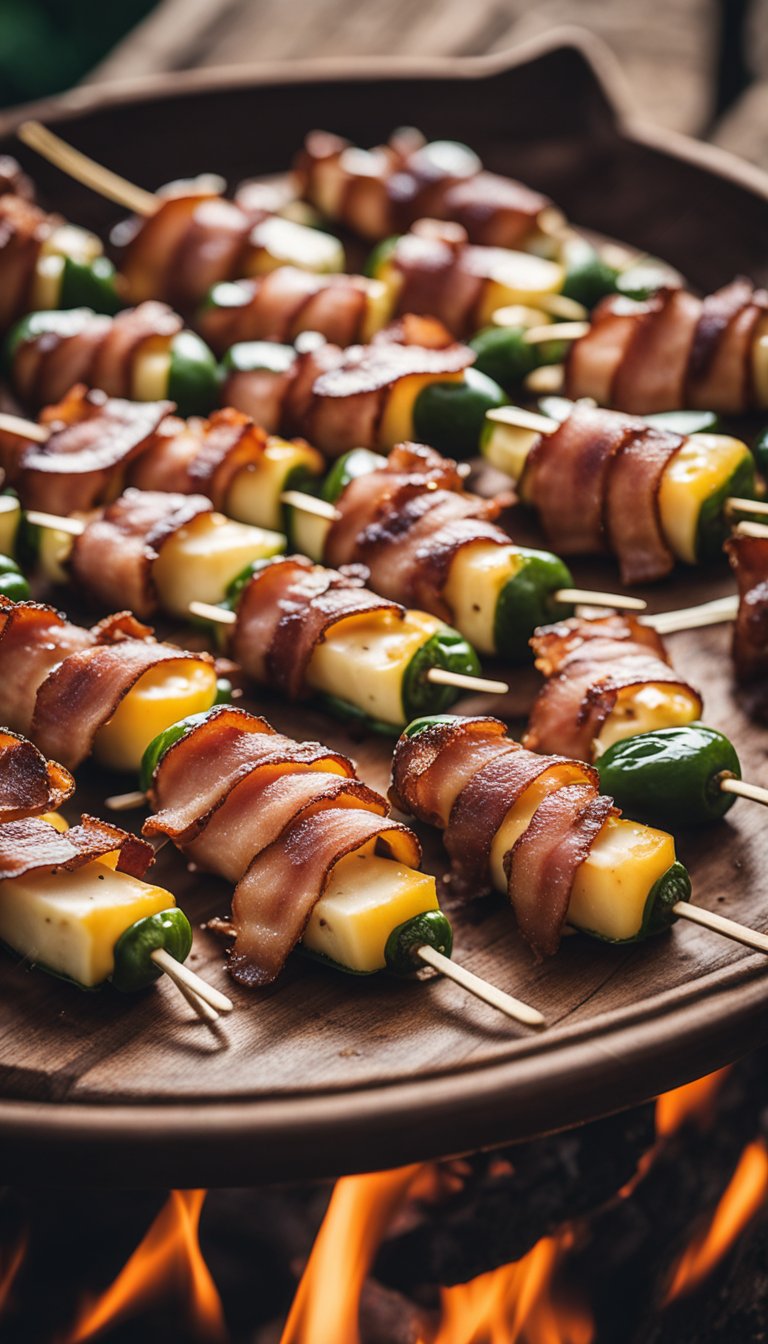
[0,728,74,823]
[143,705,421,984]
[0,194,55,330]
[323,441,513,620]
[3,386,172,515]
[295,129,554,248]
[198,269,374,354]
[726,531,768,683]
[0,812,153,883]
[69,488,213,618]
[0,598,213,770]
[390,714,611,957]
[229,554,402,699]
[522,404,685,584]
[525,615,702,761]
[565,279,768,415]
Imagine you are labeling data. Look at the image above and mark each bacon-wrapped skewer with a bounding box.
[294,128,562,252]
[726,525,768,684]
[523,613,768,827]
[0,598,218,773]
[0,387,323,526]
[482,402,756,583]
[199,217,570,352]
[389,713,693,956]
[18,121,345,312]
[502,279,768,415]
[139,704,542,1023]
[0,186,121,334]
[0,728,231,1016]
[8,495,503,728]
[6,302,219,415]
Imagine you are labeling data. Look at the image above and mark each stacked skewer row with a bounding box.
[0,121,764,1038]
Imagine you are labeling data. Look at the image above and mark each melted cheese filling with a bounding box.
[153,511,284,615]
[658,433,750,564]
[226,437,324,532]
[595,683,701,754]
[93,660,218,772]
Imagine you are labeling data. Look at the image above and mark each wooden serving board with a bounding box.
[0,34,768,1186]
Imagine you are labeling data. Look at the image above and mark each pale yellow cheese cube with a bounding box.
[93,659,217,772]
[153,511,284,616]
[308,608,443,726]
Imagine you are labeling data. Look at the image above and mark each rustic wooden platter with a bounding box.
[0,33,767,1187]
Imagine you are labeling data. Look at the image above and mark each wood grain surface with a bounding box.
[0,40,767,1186]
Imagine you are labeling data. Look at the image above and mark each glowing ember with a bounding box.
[0,1229,27,1314]
[655,1067,730,1137]
[424,1232,593,1344]
[666,1140,768,1302]
[65,1190,226,1343]
[280,1164,421,1344]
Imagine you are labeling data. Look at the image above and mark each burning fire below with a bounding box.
[64,1190,226,1343]
[665,1139,768,1303]
[1,1061,767,1343]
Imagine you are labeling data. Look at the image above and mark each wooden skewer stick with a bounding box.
[492,295,588,327]
[166,974,221,1025]
[672,903,768,956]
[735,521,768,540]
[524,365,565,395]
[150,946,234,1013]
[720,777,768,808]
[18,121,157,217]
[188,600,509,696]
[105,790,147,811]
[522,321,591,346]
[727,496,768,519]
[26,509,83,536]
[278,493,648,613]
[644,595,738,635]
[0,412,48,444]
[416,943,545,1027]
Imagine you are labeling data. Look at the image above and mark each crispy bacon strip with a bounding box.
[295,129,553,247]
[9,387,172,514]
[506,785,614,958]
[0,729,74,822]
[390,715,613,956]
[726,532,768,683]
[0,812,153,882]
[10,302,182,409]
[566,279,768,414]
[323,441,512,620]
[143,704,423,984]
[525,615,702,761]
[0,194,54,330]
[0,598,94,737]
[69,488,213,617]
[522,406,684,584]
[230,555,403,699]
[198,269,373,354]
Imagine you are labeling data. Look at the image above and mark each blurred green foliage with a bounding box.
[0,0,156,107]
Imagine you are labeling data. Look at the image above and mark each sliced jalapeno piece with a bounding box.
[402,628,481,719]
[364,236,400,279]
[561,244,620,309]
[597,725,741,828]
[322,447,386,503]
[694,453,755,563]
[59,255,123,315]
[402,713,462,739]
[111,908,193,993]
[167,330,219,416]
[753,426,768,480]
[0,555,29,602]
[140,708,219,793]
[412,368,508,457]
[385,910,453,977]
[470,326,564,392]
[493,550,574,662]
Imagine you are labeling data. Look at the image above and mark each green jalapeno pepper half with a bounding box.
[753,426,768,481]
[470,325,566,393]
[111,907,194,992]
[59,255,123,315]
[0,554,29,602]
[411,368,508,458]
[140,708,221,793]
[596,724,742,828]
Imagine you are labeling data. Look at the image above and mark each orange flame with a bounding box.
[280,1164,421,1344]
[423,1232,592,1344]
[0,1228,27,1314]
[64,1190,226,1343]
[655,1067,730,1137]
[666,1139,768,1302]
